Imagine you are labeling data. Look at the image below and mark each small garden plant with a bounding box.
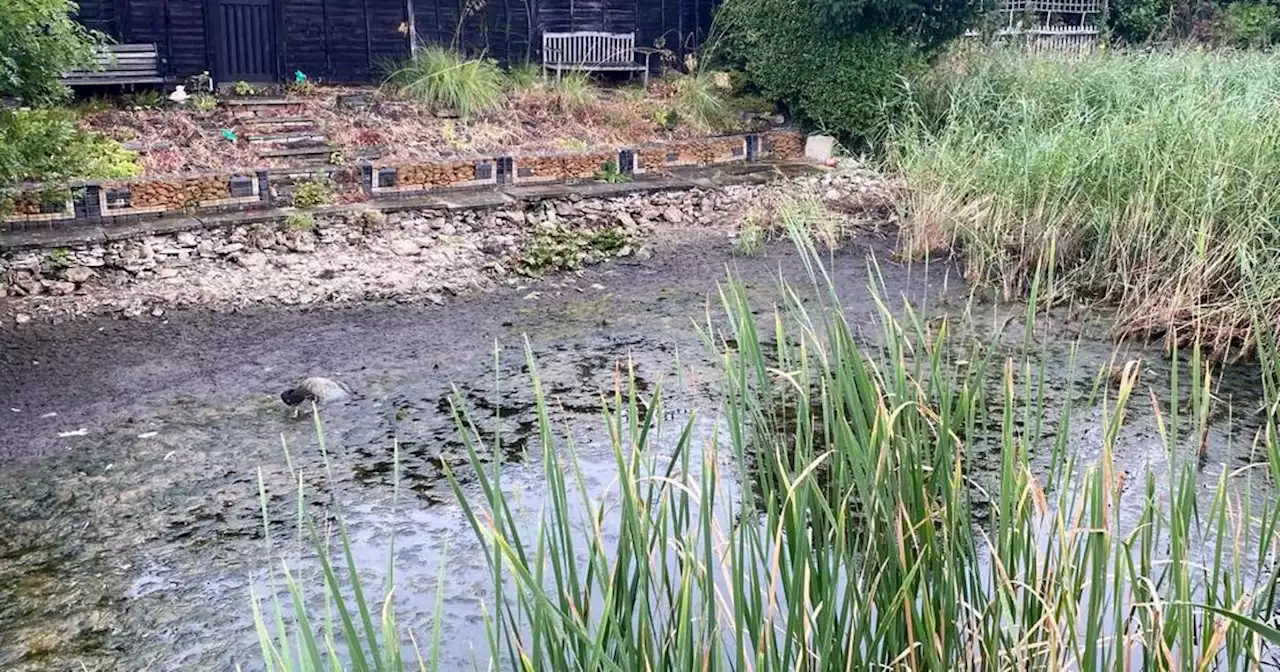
[291,177,334,208]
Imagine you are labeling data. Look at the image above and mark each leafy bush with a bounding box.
[386,46,504,118]
[232,80,264,96]
[0,108,139,186]
[1109,0,1174,42]
[1,0,103,104]
[719,0,955,144]
[652,107,680,130]
[594,161,630,183]
[1219,2,1280,47]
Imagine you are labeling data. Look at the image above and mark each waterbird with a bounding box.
[281,377,354,413]
[168,85,188,104]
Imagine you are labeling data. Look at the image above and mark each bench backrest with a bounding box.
[76,43,160,74]
[542,32,635,65]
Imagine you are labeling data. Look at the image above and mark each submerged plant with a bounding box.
[386,46,504,118]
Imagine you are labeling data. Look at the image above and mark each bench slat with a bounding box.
[543,31,641,68]
[64,42,162,85]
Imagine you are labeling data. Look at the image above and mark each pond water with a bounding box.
[0,237,1270,670]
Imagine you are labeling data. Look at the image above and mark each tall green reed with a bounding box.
[444,231,1280,670]
[889,48,1280,360]
[248,414,447,672]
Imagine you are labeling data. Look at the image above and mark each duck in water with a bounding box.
[281,377,354,416]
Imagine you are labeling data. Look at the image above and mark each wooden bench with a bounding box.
[63,44,164,87]
[541,32,654,86]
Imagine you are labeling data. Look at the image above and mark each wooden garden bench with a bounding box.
[541,32,654,86]
[63,44,165,87]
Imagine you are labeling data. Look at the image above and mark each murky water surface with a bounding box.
[0,240,1269,670]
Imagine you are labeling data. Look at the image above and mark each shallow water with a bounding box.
[0,238,1271,670]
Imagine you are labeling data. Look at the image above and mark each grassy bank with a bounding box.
[255,236,1280,669]
[890,48,1280,360]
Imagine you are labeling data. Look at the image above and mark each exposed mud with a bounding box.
[0,232,1270,670]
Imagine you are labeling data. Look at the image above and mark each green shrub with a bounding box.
[232,80,262,96]
[0,108,139,186]
[0,0,103,104]
[651,107,680,130]
[291,177,334,208]
[1220,2,1280,47]
[594,160,630,184]
[1109,0,1174,42]
[386,46,504,118]
[721,0,925,145]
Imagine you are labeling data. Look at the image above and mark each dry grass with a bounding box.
[78,76,758,178]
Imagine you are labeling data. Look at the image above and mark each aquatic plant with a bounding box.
[256,233,1280,670]
[447,233,1280,670]
[890,47,1280,360]
[250,426,448,671]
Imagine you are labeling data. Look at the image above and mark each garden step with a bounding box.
[259,145,332,159]
[237,114,316,125]
[221,98,295,107]
[246,132,328,145]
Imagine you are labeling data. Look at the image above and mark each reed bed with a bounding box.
[254,233,1280,669]
[890,48,1280,360]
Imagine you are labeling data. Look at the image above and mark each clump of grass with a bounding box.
[890,47,1280,359]
[505,61,542,90]
[284,212,314,231]
[733,218,764,255]
[386,46,504,118]
[548,72,596,112]
[672,70,730,132]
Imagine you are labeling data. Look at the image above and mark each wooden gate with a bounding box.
[212,0,279,82]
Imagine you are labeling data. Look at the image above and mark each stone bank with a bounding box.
[0,164,892,323]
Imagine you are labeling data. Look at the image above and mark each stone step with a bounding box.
[259,145,332,159]
[222,97,295,107]
[237,115,318,127]
[246,132,328,146]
